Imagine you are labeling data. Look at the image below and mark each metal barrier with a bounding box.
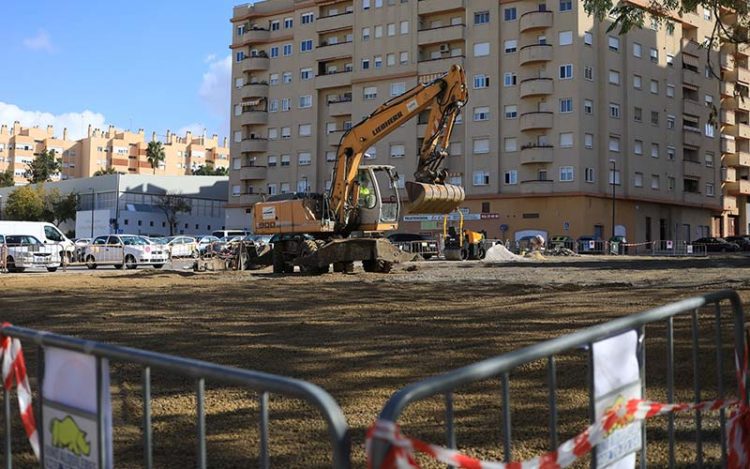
[651,240,707,257]
[2,242,62,272]
[369,290,746,467]
[576,239,608,254]
[390,240,440,260]
[0,325,351,468]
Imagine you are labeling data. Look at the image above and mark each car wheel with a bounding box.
[46,267,58,273]
[721,247,727,253]
[6,256,17,273]
[125,255,137,270]
[152,264,164,269]
[86,255,97,269]
[113,263,124,270]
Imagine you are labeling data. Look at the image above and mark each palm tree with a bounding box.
[146,141,166,175]
[93,167,119,176]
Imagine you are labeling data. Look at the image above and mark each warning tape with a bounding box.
[1,323,39,459]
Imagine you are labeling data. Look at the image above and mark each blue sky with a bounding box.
[0,0,246,141]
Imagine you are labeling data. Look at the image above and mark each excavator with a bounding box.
[253,65,468,274]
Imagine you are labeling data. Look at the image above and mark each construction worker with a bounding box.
[358,174,375,208]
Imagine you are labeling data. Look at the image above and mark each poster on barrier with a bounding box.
[593,330,641,469]
[687,245,694,254]
[666,240,674,249]
[589,240,596,249]
[42,347,113,469]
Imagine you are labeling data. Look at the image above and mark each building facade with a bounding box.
[0,122,230,184]
[228,0,743,242]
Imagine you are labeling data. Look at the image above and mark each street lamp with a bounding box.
[89,187,95,238]
[609,159,616,238]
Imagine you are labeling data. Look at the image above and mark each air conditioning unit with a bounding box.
[439,43,450,53]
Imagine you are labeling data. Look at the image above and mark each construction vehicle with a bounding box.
[442,211,486,261]
[253,65,468,274]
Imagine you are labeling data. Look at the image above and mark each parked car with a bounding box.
[386,233,439,259]
[3,234,62,273]
[196,235,221,254]
[83,235,168,269]
[692,237,741,253]
[211,230,248,239]
[166,236,198,257]
[725,236,750,251]
[548,235,575,250]
[73,238,92,262]
[0,221,74,261]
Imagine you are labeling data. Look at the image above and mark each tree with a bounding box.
[192,163,228,176]
[4,185,45,221]
[155,193,191,236]
[93,167,120,176]
[0,169,15,187]
[43,189,79,227]
[146,141,166,175]
[24,149,62,183]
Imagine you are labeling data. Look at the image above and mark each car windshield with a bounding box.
[121,236,147,246]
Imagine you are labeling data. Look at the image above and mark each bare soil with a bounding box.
[1,255,749,468]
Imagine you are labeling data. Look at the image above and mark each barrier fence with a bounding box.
[368,290,746,468]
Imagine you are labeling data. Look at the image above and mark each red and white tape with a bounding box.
[1,324,39,459]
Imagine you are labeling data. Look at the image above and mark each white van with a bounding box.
[211,229,248,239]
[0,222,74,260]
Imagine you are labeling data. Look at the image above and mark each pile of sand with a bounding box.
[483,244,528,263]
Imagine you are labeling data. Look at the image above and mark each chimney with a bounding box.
[151,131,157,142]
[223,137,227,147]
[212,133,218,142]
[13,121,21,135]
[186,131,192,142]
[107,124,115,138]
[0,125,7,136]
[88,124,93,138]
[63,128,68,140]
[166,129,171,142]
[46,124,54,136]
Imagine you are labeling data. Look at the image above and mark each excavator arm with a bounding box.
[329,65,468,230]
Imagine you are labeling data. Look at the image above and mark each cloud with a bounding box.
[22,30,54,53]
[177,123,206,136]
[0,102,107,140]
[198,55,231,118]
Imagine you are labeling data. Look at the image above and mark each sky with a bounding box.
[0,0,250,141]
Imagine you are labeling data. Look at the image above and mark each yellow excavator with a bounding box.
[253,65,468,274]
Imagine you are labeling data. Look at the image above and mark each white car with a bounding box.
[166,236,198,258]
[83,235,168,269]
[3,234,62,273]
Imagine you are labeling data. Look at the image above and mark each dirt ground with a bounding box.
[1,255,750,468]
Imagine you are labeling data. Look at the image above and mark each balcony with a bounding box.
[327,130,346,147]
[239,165,268,180]
[316,11,353,33]
[721,52,735,71]
[721,81,735,97]
[241,56,270,72]
[243,28,270,43]
[240,138,268,153]
[726,179,750,195]
[683,99,704,117]
[723,195,739,213]
[683,160,703,177]
[417,24,465,46]
[328,98,352,116]
[733,122,750,139]
[681,38,702,56]
[520,112,553,131]
[417,55,464,76]
[721,108,736,125]
[519,10,552,32]
[682,69,701,87]
[233,193,264,206]
[725,151,750,168]
[723,137,737,153]
[240,83,269,100]
[735,66,750,84]
[736,97,750,113]
[519,179,554,194]
[417,0,465,15]
[519,145,554,165]
[682,128,703,147]
[315,71,352,89]
[724,167,737,182]
[519,44,553,65]
[240,110,268,126]
[519,78,553,98]
[316,41,354,61]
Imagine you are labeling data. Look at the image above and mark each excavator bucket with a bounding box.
[405,181,465,214]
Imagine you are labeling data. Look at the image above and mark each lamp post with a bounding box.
[0,194,3,221]
[610,159,616,238]
[89,187,95,238]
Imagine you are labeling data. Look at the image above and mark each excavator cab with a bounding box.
[356,165,400,232]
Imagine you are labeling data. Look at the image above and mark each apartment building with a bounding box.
[228,0,733,242]
[0,122,229,184]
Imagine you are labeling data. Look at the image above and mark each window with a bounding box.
[667,146,676,160]
[400,21,409,34]
[706,183,715,196]
[608,36,620,51]
[474,42,490,56]
[473,138,490,154]
[705,123,716,137]
[634,172,644,187]
[282,98,291,111]
[704,7,712,20]
[503,8,515,21]
[634,140,643,155]
[668,177,676,191]
[651,175,660,190]
[633,75,642,89]
[267,184,277,196]
[503,137,517,152]
[270,20,280,31]
[300,68,313,80]
[449,142,462,156]
[374,56,382,68]
[362,27,370,40]
[584,99,593,114]
[269,73,279,85]
[609,103,620,118]
[633,42,642,58]
[300,39,313,52]
[705,152,714,167]
[283,43,293,56]
[666,84,675,98]
[633,107,642,122]
[268,128,278,140]
[361,59,370,70]
[560,97,573,113]
[503,40,517,53]
[389,144,405,158]
[391,82,406,96]
[559,31,573,45]
[387,23,395,36]
[363,0,370,9]
[503,73,516,87]
[474,106,491,121]
[473,171,490,186]
[301,12,314,24]
[284,17,293,28]
[609,136,620,152]
[666,54,674,66]
[585,167,595,183]
[560,0,572,11]
[474,74,490,89]
[609,70,620,84]
[560,166,574,182]
[667,115,675,129]
[476,11,491,24]
[280,183,290,194]
[503,105,517,119]
[232,185,241,197]
[609,169,621,185]
[400,51,408,64]
[584,133,594,149]
[363,86,377,100]
[584,66,593,81]
[387,53,396,66]
[374,25,382,38]
[650,48,658,63]
[651,111,659,126]
[584,31,593,45]
[281,154,291,166]
[298,124,312,137]
[298,152,312,166]
[299,95,312,108]
[233,131,242,143]
[326,151,336,162]
[559,64,573,79]
[559,132,573,148]
[268,155,278,167]
[281,127,291,139]
[650,80,659,94]
[504,170,518,185]
[651,143,659,158]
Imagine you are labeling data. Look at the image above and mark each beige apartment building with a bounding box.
[0,122,229,184]
[228,0,743,242]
